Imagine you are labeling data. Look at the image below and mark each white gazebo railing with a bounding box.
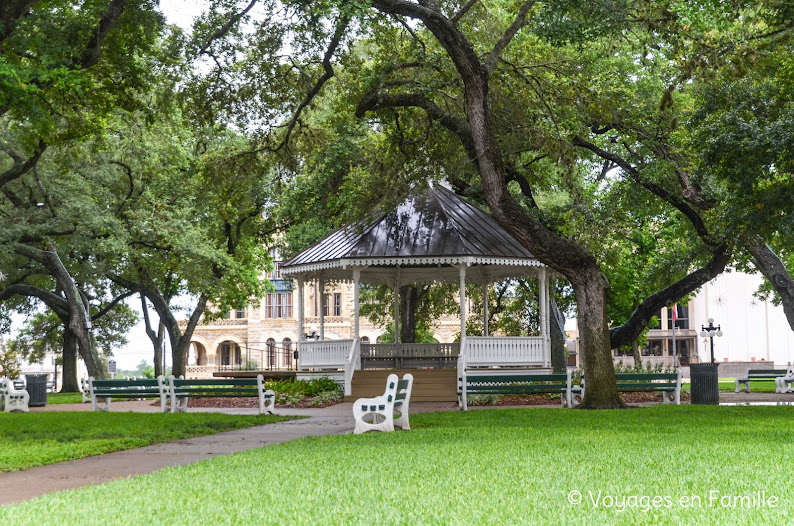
[459,336,548,369]
[298,339,354,369]
[298,339,359,396]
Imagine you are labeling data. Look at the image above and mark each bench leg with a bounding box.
[353,398,395,434]
[92,396,111,412]
[3,392,29,412]
[172,396,189,413]
[735,378,750,393]
[260,390,275,415]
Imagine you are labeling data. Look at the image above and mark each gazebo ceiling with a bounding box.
[281,185,545,284]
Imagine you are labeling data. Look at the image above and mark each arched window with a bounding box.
[282,338,292,366]
[361,336,370,343]
[266,338,276,368]
[220,341,241,366]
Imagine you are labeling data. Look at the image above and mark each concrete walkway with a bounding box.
[0,400,457,505]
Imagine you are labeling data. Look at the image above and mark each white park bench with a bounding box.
[1,377,30,412]
[353,373,413,434]
[735,368,790,393]
[164,375,276,415]
[774,368,794,393]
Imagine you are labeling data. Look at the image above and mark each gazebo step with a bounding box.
[347,369,458,402]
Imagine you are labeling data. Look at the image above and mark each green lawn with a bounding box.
[679,378,778,393]
[46,392,86,404]
[0,412,295,472]
[720,379,779,393]
[2,406,793,524]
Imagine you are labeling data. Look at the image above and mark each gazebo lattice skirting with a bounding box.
[281,185,552,395]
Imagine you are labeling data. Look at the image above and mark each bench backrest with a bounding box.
[614,373,678,382]
[466,373,568,385]
[395,374,413,403]
[91,378,161,389]
[171,378,258,388]
[747,369,789,376]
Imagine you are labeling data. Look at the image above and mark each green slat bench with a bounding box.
[581,371,682,404]
[735,369,791,393]
[89,377,168,412]
[458,369,575,410]
[166,375,275,415]
[353,373,413,434]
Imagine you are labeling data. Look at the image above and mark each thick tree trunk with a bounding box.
[745,237,794,330]
[399,285,420,343]
[550,298,567,373]
[153,325,164,377]
[60,328,80,392]
[571,270,624,409]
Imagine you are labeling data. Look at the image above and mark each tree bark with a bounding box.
[399,284,423,343]
[571,269,623,408]
[60,328,80,392]
[550,297,567,373]
[632,340,642,367]
[745,237,794,330]
[141,294,165,377]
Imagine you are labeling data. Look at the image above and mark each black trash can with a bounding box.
[25,374,48,407]
[690,363,720,404]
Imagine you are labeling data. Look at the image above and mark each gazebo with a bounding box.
[280,185,552,395]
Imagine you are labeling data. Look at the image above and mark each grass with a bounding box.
[46,392,86,404]
[2,406,794,524]
[679,378,778,393]
[0,412,295,473]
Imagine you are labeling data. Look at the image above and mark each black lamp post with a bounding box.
[699,318,723,364]
[303,325,319,340]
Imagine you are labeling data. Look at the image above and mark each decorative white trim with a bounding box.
[282,256,544,276]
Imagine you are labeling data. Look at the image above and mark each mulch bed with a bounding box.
[152,397,342,409]
[473,391,692,407]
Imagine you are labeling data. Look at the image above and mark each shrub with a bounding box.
[265,376,343,400]
[467,394,502,406]
[310,390,343,406]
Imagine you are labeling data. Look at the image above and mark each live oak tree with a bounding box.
[0,0,165,378]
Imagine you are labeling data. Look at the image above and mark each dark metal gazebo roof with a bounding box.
[281,185,543,284]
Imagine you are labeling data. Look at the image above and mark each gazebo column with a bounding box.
[353,268,361,371]
[539,267,550,367]
[353,268,361,340]
[482,276,489,337]
[296,278,304,342]
[319,274,325,340]
[394,265,401,344]
[459,265,467,346]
